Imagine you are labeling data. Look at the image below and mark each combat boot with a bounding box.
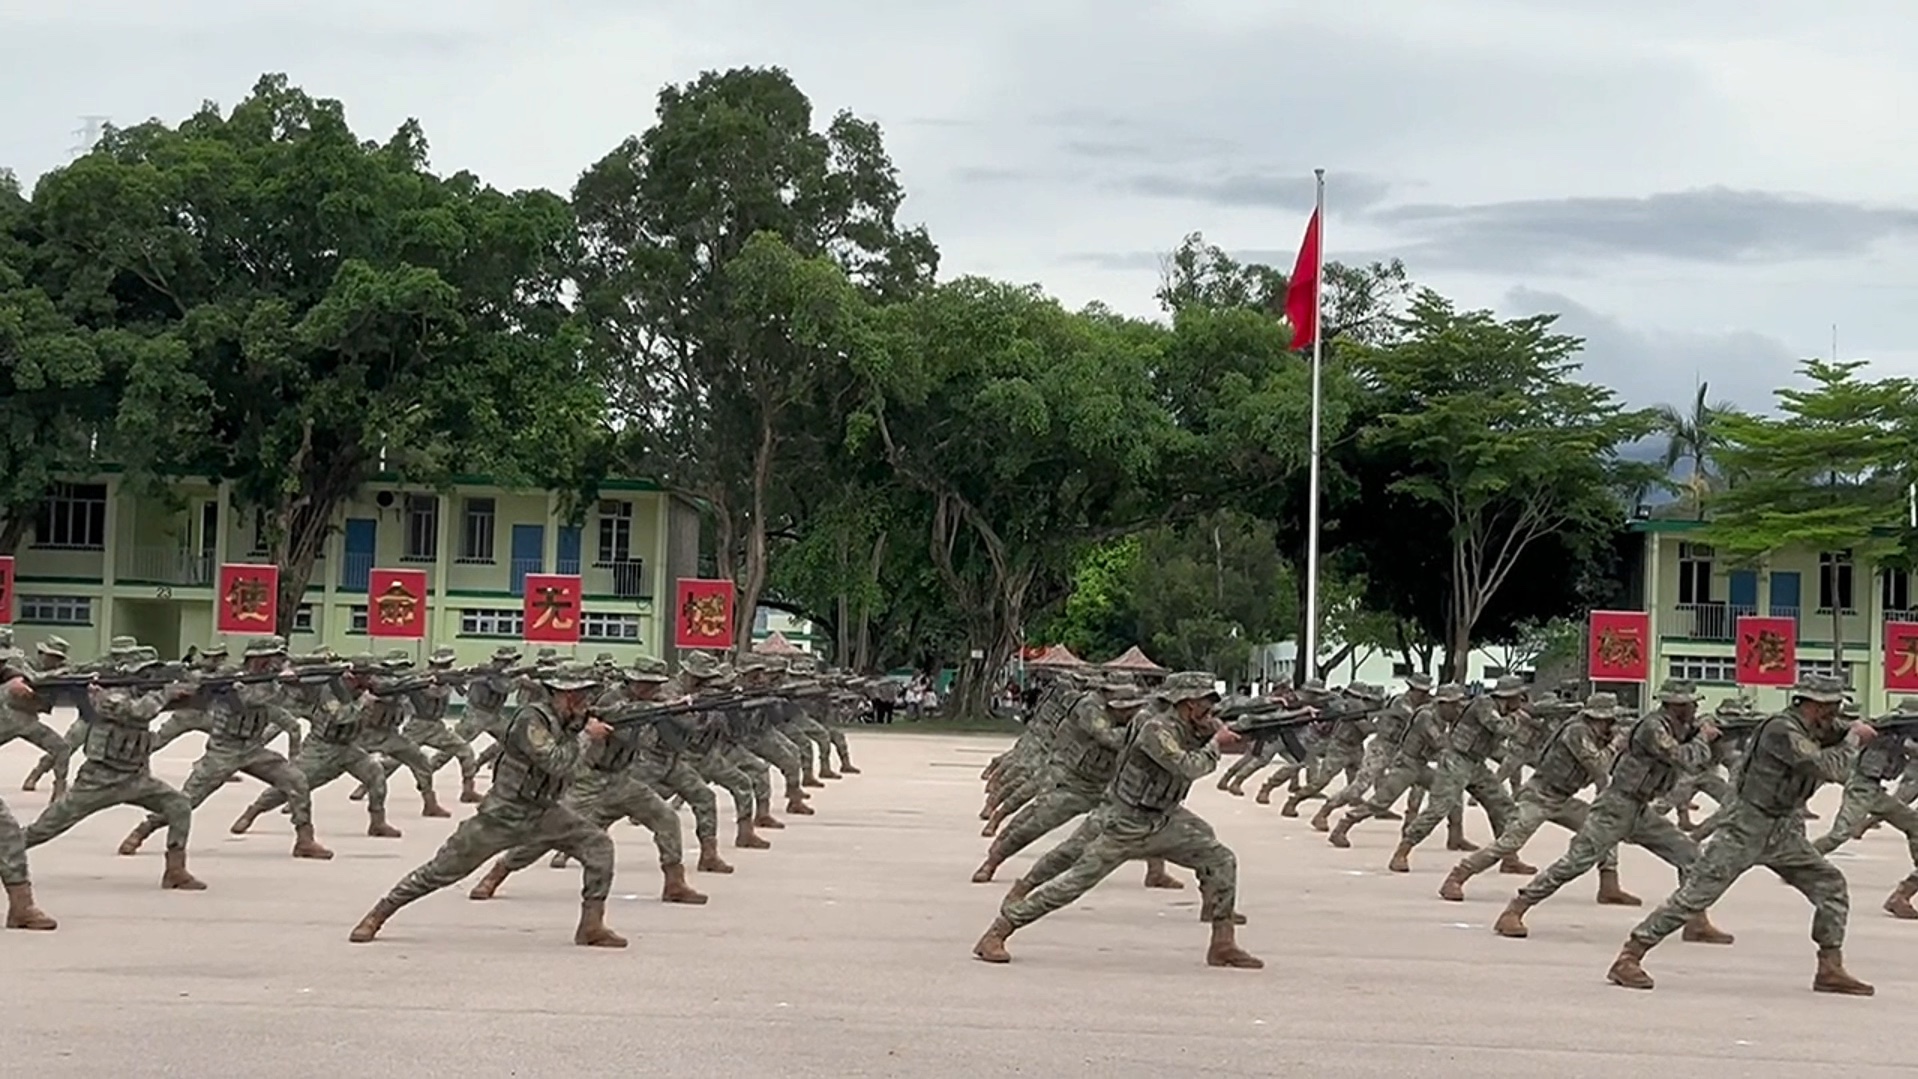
[1373,807,1403,821]
[1498,854,1536,875]
[574,900,627,947]
[1279,793,1306,818]
[366,810,402,839]
[160,848,206,891]
[348,898,401,943]
[1492,896,1532,938]
[4,883,56,931]
[459,775,483,804]
[819,765,842,780]
[838,761,860,774]
[1596,869,1641,906]
[117,820,157,856]
[550,851,571,869]
[291,824,334,860]
[348,784,369,802]
[1253,780,1278,805]
[736,821,772,850]
[1309,803,1335,832]
[1214,775,1234,792]
[697,837,734,874]
[973,916,1015,963]
[1326,814,1358,849]
[660,863,708,905]
[1883,879,1918,919]
[802,773,826,789]
[1003,878,1034,903]
[1226,779,1247,797]
[420,790,451,818]
[229,804,263,834]
[1681,911,1734,944]
[468,862,512,900]
[1605,938,1654,989]
[754,811,785,830]
[1438,864,1474,901]
[1205,919,1264,969]
[1142,861,1185,889]
[1387,841,1413,873]
[1812,948,1874,995]
[1445,822,1477,852]
[971,853,1002,884]
[786,795,815,816]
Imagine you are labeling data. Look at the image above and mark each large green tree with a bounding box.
[30,74,600,632]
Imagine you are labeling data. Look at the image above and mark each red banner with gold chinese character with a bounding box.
[523,574,582,644]
[673,578,734,650]
[1735,615,1797,687]
[368,568,429,639]
[1886,621,1918,692]
[217,563,279,634]
[0,555,13,625]
[1587,610,1650,682]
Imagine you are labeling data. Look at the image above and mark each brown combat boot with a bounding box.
[1279,793,1306,817]
[1438,864,1474,902]
[1812,948,1874,995]
[660,863,707,905]
[1498,854,1536,875]
[1387,841,1413,873]
[697,837,734,873]
[468,862,512,900]
[1142,860,1185,889]
[754,811,785,831]
[1205,919,1264,969]
[1596,868,1641,906]
[838,761,860,774]
[1606,938,1654,989]
[573,900,628,948]
[459,776,483,804]
[4,883,56,931]
[1004,878,1034,903]
[348,898,400,943]
[550,851,571,869]
[1681,911,1734,945]
[367,810,402,838]
[229,804,262,835]
[1445,822,1477,852]
[1883,880,1918,919]
[1327,814,1357,849]
[820,766,842,780]
[420,790,451,819]
[973,916,1015,962]
[1492,896,1532,938]
[802,775,826,789]
[291,824,334,860]
[786,795,815,816]
[160,848,206,891]
[1253,781,1277,805]
[736,821,772,850]
[971,854,1001,884]
[1310,803,1335,832]
[348,784,369,802]
[20,761,46,792]
[118,821,156,856]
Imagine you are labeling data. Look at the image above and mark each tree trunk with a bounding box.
[735,419,777,654]
[1831,600,1846,678]
[0,514,30,556]
[269,496,340,640]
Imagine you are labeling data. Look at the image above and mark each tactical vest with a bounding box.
[1330,713,1370,749]
[1054,692,1123,784]
[467,674,509,713]
[1607,712,1689,802]
[1395,709,1446,764]
[1858,730,1907,782]
[308,697,361,744]
[409,685,451,723]
[489,704,576,806]
[1373,698,1415,746]
[213,700,274,743]
[1736,714,1844,816]
[1449,700,1503,760]
[592,723,645,773]
[1529,719,1607,797]
[1108,716,1197,813]
[359,696,405,736]
[85,693,156,768]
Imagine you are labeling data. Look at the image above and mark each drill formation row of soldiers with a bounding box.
[973,665,1901,995]
[0,625,868,944]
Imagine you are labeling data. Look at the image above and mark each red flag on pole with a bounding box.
[1283,208,1321,351]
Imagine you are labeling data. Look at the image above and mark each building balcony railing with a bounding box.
[338,554,437,593]
[1885,608,1918,625]
[510,557,543,597]
[1660,602,1757,641]
[116,546,214,586]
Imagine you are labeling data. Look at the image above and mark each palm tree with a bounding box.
[1655,381,1740,518]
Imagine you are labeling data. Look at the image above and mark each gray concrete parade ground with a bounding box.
[2,727,1915,1078]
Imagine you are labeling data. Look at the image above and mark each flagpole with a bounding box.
[1303,168,1325,683]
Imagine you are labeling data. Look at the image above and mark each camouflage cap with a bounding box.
[348,653,383,673]
[1581,691,1619,719]
[1433,682,1467,703]
[680,651,722,679]
[1157,671,1221,704]
[1892,696,1918,717]
[38,635,70,658]
[1345,681,1385,703]
[623,656,670,683]
[428,646,457,666]
[1404,673,1434,691]
[1713,696,1750,716]
[788,654,819,673]
[1790,674,1846,704]
[733,653,773,673]
[244,637,287,659]
[0,627,10,645]
[126,646,161,669]
[107,635,138,654]
[534,647,561,663]
[711,663,737,685]
[201,641,230,658]
[1657,678,1698,705]
[1103,694,1152,712]
[539,668,600,693]
[490,645,522,662]
[1490,675,1527,699]
[1557,678,1584,696]
[1300,677,1328,694]
[381,649,414,670]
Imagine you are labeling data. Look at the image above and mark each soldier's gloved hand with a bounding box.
[1215,728,1246,752]
[1697,721,1721,742]
[1850,721,1878,743]
[584,718,613,742]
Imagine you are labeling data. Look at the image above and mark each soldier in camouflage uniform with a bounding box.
[1327,683,1473,855]
[22,634,137,794]
[733,654,816,816]
[349,669,627,948]
[981,670,1092,831]
[1605,675,1873,994]
[1494,678,1728,942]
[1440,692,1633,902]
[1392,675,1527,873]
[16,653,206,890]
[368,647,481,804]
[118,636,333,860]
[1811,695,1918,920]
[1,634,75,802]
[974,671,1261,969]
[678,652,773,850]
[231,654,405,839]
[1315,674,1433,830]
[1216,679,1324,798]
[1,790,56,930]
[1656,694,1748,831]
[352,652,449,818]
[783,654,841,780]
[1281,683,1386,816]
[149,642,231,754]
[431,644,522,780]
[470,658,707,905]
[1492,678,1580,800]
[634,661,734,874]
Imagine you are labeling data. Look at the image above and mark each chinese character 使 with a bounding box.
[1743,629,1790,673]
[1595,626,1643,672]
[374,580,419,627]
[225,574,272,623]
[531,585,577,631]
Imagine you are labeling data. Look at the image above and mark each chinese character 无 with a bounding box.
[226,576,272,623]
[1894,636,1918,679]
[532,586,577,630]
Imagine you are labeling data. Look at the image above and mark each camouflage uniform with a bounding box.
[353,652,447,817]
[783,655,842,778]
[976,671,1260,968]
[1,790,55,929]
[381,648,480,804]
[349,670,626,948]
[233,655,403,838]
[1396,676,1526,864]
[1282,683,1386,814]
[433,645,524,776]
[2,636,77,801]
[1327,683,1470,853]
[1606,675,1872,994]
[23,635,140,793]
[1318,676,1433,824]
[1812,697,1918,918]
[677,652,772,849]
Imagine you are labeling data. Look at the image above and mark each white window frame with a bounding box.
[403,494,438,563]
[348,605,369,634]
[1666,654,1737,684]
[33,483,107,550]
[459,608,524,637]
[581,611,642,642]
[458,497,497,563]
[291,604,316,633]
[17,595,93,625]
[1795,658,1857,688]
[596,500,633,566]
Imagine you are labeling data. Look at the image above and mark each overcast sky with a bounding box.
[6,0,1916,410]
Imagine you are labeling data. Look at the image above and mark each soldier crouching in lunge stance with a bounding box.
[973,671,1261,969]
[1,793,56,930]
[349,669,628,948]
